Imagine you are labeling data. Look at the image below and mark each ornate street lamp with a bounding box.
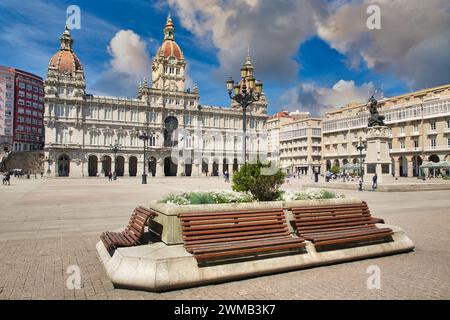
[110,140,121,180]
[45,155,53,174]
[226,72,263,163]
[356,137,366,191]
[138,129,155,184]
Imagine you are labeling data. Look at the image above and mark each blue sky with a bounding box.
[0,0,449,116]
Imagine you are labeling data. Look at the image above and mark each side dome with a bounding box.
[48,25,83,75]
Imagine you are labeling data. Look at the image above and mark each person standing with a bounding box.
[314,169,319,183]
[372,173,378,191]
[108,170,113,181]
[358,176,363,191]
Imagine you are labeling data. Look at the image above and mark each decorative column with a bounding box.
[177,160,185,177]
[407,159,414,178]
[192,160,200,177]
[155,158,164,177]
[394,157,400,178]
[365,126,393,184]
[124,159,129,177]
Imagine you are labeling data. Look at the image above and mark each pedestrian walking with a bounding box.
[314,170,319,183]
[3,171,11,186]
[108,171,113,181]
[372,173,378,191]
[224,170,229,183]
[358,176,363,191]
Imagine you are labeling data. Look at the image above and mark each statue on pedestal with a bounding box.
[367,96,385,127]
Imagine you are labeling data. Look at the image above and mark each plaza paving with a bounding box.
[0,176,449,299]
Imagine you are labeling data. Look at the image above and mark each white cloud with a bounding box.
[316,0,450,89]
[279,80,377,116]
[165,0,324,82]
[107,30,151,76]
[93,30,154,97]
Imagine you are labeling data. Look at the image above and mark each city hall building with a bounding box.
[43,16,268,178]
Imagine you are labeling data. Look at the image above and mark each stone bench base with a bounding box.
[96,224,414,292]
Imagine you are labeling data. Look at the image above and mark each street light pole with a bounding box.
[357,137,366,191]
[110,141,121,180]
[138,129,154,184]
[226,71,263,164]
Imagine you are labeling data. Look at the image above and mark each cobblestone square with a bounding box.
[0,176,449,300]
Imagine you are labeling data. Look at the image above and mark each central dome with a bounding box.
[158,40,183,60]
[157,14,184,61]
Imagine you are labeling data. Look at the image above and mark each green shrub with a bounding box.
[330,165,340,175]
[232,161,286,201]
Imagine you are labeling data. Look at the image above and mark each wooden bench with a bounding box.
[178,208,306,261]
[291,202,393,247]
[100,206,158,251]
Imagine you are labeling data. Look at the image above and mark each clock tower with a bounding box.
[151,14,186,92]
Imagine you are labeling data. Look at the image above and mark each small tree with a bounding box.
[232,161,286,201]
[330,165,340,175]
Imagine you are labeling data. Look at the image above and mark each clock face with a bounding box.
[169,57,175,65]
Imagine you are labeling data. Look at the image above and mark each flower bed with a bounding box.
[159,188,344,205]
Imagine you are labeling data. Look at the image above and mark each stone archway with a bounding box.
[116,156,125,176]
[184,158,192,177]
[164,116,179,147]
[149,157,157,177]
[57,154,70,177]
[102,156,112,176]
[233,158,239,173]
[212,160,219,176]
[129,156,137,177]
[164,157,177,176]
[88,155,98,177]
[412,155,423,177]
[326,160,332,171]
[223,158,229,175]
[202,159,209,174]
[399,156,408,177]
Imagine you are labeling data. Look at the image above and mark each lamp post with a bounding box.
[356,137,366,191]
[110,141,121,180]
[45,155,53,174]
[138,129,155,184]
[226,71,263,163]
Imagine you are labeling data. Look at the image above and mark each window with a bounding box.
[104,108,112,120]
[430,138,436,149]
[18,99,24,105]
[413,124,419,132]
[414,140,419,149]
[430,122,436,131]
[448,138,450,148]
[131,110,138,122]
[447,120,450,129]
[149,136,156,147]
[117,109,124,121]
[18,82,25,89]
[90,106,98,119]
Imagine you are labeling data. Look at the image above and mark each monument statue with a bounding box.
[367,96,385,127]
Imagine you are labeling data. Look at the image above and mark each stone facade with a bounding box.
[321,84,450,177]
[44,17,268,178]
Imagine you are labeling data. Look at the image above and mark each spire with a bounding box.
[164,13,175,40]
[60,24,73,51]
[243,47,254,69]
